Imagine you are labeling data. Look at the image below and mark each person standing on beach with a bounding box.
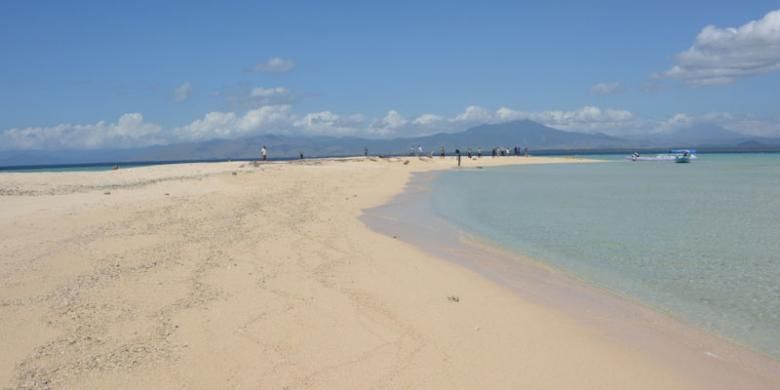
[477,148,482,158]
[261,146,268,161]
[440,146,445,158]
[364,147,368,157]
[417,145,423,157]
[455,149,461,167]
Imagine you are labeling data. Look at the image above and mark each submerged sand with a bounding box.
[0,156,776,389]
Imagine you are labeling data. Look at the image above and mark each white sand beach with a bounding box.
[1,156,777,389]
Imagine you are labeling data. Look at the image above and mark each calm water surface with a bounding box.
[430,153,780,358]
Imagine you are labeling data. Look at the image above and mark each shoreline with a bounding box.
[2,156,776,388]
[361,167,780,388]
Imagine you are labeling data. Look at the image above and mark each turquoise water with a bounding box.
[430,153,780,358]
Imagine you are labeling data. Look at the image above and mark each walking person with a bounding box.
[260,145,268,161]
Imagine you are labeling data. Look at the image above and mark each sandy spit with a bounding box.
[0,156,730,389]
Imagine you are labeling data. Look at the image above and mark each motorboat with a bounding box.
[626,149,696,162]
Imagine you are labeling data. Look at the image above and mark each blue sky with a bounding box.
[1,0,779,150]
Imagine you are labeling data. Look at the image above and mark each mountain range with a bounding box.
[2,120,779,167]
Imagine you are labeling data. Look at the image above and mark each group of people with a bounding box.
[258,144,530,162]
[442,146,530,159]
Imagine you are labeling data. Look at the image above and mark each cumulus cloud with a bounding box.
[4,105,777,151]
[0,114,164,150]
[364,105,639,136]
[174,82,193,102]
[412,114,444,126]
[486,106,637,133]
[658,9,780,85]
[530,106,635,132]
[590,82,623,95]
[253,57,295,72]
[368,110,408,136]
[174,105,294,141]
[453,105,493,124]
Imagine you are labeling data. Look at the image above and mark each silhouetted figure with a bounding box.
[440,146,445,158]
[299,152,304,159]
[364,147,368,157]
[455,149,461,167]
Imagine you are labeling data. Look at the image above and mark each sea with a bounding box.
[427,153,780,359]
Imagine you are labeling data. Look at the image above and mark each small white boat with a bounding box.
[626,149,697,162]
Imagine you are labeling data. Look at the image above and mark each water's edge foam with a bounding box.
[360,169,780,388]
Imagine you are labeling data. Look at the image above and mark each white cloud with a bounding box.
[453,105,493,124]
[495,107,526,122]
[237,105,293,132]
[368,110,409,136]
[530,106,635,132]
[253,57,295,73]
[658,9,780,85]
[250,87,288,98]
[479,106,637,133]
[412,113,444,126]
[0,113,164,150]
[175,111,238,141]
[4,105,778,151]
[174,82,193,102]
[174,105,294,141]
[590,82,623,95]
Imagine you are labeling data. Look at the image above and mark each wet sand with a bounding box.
[1,156,775,389]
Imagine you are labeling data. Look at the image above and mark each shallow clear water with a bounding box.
[430,153,780,358]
